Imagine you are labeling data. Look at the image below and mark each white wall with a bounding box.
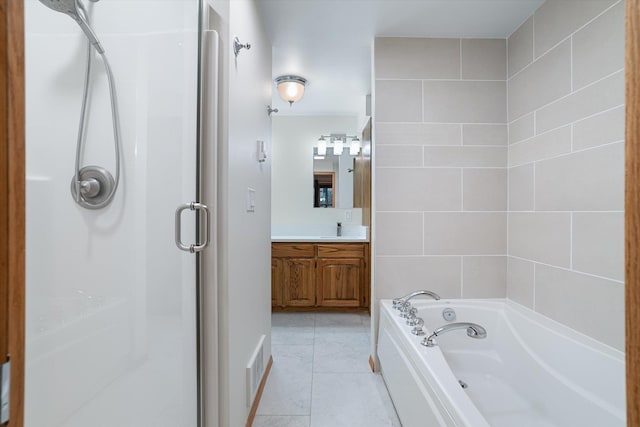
[272,115,363,225]
[204,0,273,425]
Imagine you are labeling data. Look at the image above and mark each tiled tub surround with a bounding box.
[374,36,509,302]
[373,0,625,352]
[254,313,400,427]
[506,0,625,351]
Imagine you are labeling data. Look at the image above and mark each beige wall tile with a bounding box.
[508,113,535,144]
[463,124,508,146]
[375,80,423,123]
[508,40,571,121]
[508,164,534,211]
[508,213,571,267]
[508,16,533,78]
[423,213,507,255]
[535,70,624,134]
[534,0,618,58]
[375,123,461,145]
[375,212,423,256]
[573,106,625,151]
[535,142,624,211]
[462,256,507,298]
[508,125,571,167]
[375,256,462,299]
[535,264,624,350]
[374,37,460,79]
[507,257,535,308]
[572,1,625,90]
[461,39,506,80]
[463,169,507,211]
[376,145,423,167]
[424,146,507,167]
[375,168,461,211]
[573,212,624,281]
[423,80,506,123]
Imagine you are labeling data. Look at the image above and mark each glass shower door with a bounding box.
[24,1,202,425]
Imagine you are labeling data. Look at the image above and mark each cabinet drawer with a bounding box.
[317,243,365,258]
[272,243,315,258]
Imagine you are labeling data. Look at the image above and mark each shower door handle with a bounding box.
[175,202,210,253]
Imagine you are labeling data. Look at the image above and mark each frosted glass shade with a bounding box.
[333,138,344,155]
[275,75,307,105]
[317,138,327,156]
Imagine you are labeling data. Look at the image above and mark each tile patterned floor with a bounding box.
[254,313,401,427]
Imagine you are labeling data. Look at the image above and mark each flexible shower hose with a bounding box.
[74,4,121,209]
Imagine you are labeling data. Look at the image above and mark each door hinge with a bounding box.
[1,357,10,425]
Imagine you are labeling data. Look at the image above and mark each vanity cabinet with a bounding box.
[271,242,369,311]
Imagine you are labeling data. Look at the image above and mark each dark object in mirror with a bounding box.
[313,172,335,208]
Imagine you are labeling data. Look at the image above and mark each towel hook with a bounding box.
[233,36,251,57]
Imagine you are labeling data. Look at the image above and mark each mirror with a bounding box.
[313,146,354,209]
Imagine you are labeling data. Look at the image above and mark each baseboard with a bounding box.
[245,355,273,427]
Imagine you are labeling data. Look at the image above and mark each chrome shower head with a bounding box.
[38,0,105,54]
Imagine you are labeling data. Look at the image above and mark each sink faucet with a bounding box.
[337,222,342,237]
[392,290,441,310]
[421,322,487,347]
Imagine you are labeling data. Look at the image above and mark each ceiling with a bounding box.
[257,0,544,116]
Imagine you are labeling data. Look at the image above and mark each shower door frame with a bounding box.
[0,0,25,426]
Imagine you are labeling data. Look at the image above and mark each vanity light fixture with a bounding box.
[275,75,307,106]
[316,133,361,156]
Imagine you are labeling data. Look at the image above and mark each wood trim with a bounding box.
[272,306,369,313]
[1,0,25,426]
[245,356,273,427]
[368,355,375,372]
[626,0,640,425]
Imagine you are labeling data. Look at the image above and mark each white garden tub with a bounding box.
[377,299,625,427]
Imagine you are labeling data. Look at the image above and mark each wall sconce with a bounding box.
[275,75,307,106]
[317,133,361,156]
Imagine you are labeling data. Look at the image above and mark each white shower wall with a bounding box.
[25,1,200,425]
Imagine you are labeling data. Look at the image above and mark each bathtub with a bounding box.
[377,299,625,427]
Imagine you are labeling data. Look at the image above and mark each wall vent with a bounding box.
[246,334,266,406]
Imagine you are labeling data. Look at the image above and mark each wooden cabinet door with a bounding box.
[317,258,362,307]
[283,258,315,307]
[271,258,283,308]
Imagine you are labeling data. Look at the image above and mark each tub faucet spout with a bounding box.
[392,290,441,310]
[421,322,487,347]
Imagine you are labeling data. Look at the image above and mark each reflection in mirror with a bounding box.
[313,142,355,209]
[313,171,335,207]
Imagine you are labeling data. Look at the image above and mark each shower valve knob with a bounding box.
[80,178,101,198]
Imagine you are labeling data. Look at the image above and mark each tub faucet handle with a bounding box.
[411,318,425,336]
[406,308,419,325]
[399,302,413,318]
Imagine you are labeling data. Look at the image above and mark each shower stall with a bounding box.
[23,0,215,425]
